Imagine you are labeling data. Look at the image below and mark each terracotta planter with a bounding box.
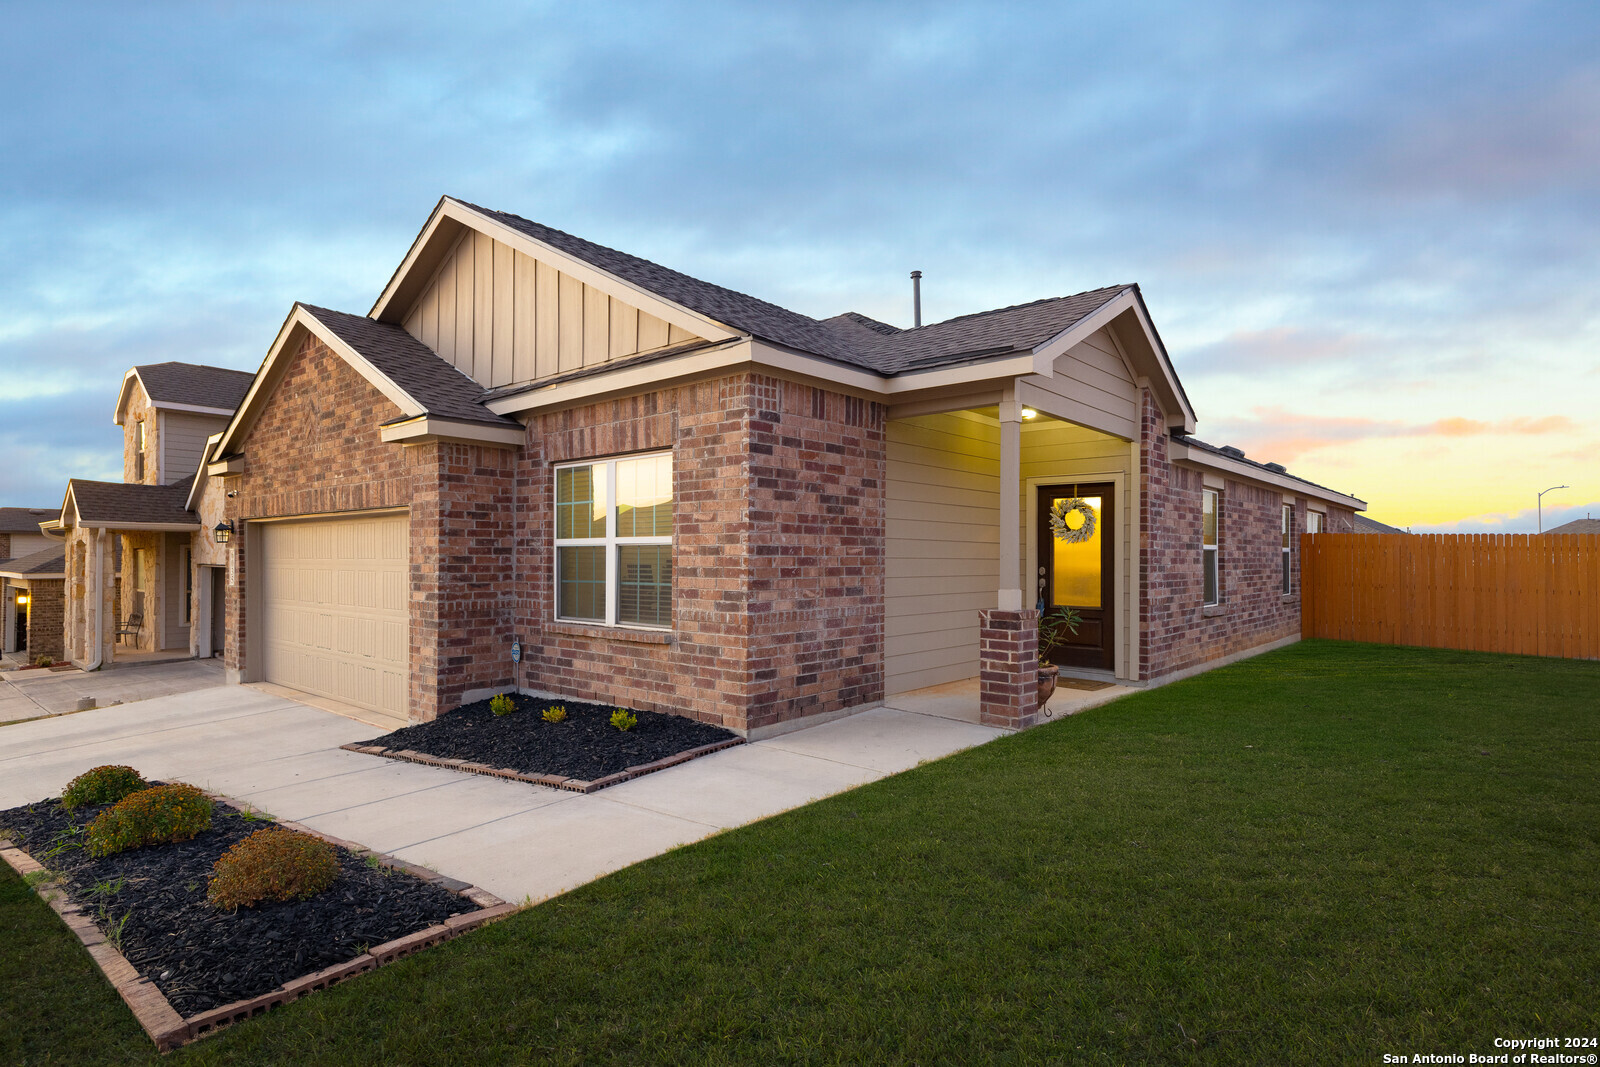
[1036,664,1060,710]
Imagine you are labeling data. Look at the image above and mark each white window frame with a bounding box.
[1202,489,1220,606]
[1307,510,1323,535]
[1281,504,1293,595]
[135,420,147,481]
[553,451,673,630]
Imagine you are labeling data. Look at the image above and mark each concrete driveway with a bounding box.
[0,659,227,723]
[0,685,1006,904]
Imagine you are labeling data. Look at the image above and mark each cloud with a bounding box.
[1202,408,1580,463]
[1413,500,1600,535]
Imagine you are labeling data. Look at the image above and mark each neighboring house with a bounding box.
[184,196,1364,733]
[1352,514,1409,534]
[1544,517,1600,536]
[51,363,253,669]
[1,507,66,663]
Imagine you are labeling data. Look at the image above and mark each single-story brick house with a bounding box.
[1,506,66,664]
[189,196,1364,734]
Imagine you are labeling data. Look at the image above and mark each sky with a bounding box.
[1,0,1595,532]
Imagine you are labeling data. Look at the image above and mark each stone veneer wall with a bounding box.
[516,372,886,733]
[1138,388,1354,679]
[223,334,516,720]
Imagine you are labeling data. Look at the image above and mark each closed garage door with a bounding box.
[261,513,408,718]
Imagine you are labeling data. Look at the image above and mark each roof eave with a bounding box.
[1168,440,1366,510]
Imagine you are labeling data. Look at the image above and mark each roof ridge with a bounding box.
[909,285,1132,333]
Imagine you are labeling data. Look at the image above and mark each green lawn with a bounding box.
[4,641,1597,1065]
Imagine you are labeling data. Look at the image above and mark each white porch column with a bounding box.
[997,399,1023,611]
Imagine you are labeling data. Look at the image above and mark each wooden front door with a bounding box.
[1036,483,1115,671]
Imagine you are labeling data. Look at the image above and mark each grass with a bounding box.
[2,640,1596,1065]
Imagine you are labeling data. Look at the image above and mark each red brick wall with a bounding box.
[223,333,515,719]
[1139,389,1352,679]
[515,372,886,733]
[25,578,64,660]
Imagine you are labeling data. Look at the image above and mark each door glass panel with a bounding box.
[1049,495,1103,609]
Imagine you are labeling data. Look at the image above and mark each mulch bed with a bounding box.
[350,692,740,789]
[0,791,475,1017]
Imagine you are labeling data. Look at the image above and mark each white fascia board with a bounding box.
[372,199,739,345]
[186,432,224,512]
[1125,295,1197,432]
[0,567,66,580]
[1168,441,1366,510]
[207,456,246,476]
[149,402,236,418]
[76,521,202,532]
[752,338,1035,397]
[379,416,526,447]
[113,369,141,426]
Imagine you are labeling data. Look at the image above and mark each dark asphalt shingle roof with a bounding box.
[0,545,66,577]
[134,363,255,411]
[299,305,518,427]
[0,507,56,533]
[67,480,197,527]
[457,199,1130,376]
[1541,517,1600,536]
[1352,514,1409,534]
[1180,436,1358,503]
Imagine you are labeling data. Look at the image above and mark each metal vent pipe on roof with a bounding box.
[910,270,922,327]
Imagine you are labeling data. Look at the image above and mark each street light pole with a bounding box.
[1537,485,1569,533]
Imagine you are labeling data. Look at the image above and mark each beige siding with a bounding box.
[160,411,230,484]
[885,412,999,695]
[1020,328,1139,439]
[402,230,705,389]
[5,532,53,558]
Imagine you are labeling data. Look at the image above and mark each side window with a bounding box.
[1281,504,1293,594]
[1203,489,1220,606]
[554,452,673,628]
[135,420,147,482]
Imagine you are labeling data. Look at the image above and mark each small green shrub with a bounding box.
[85,784,212,857]
[543,704,568,724]
[33,654,54,667]
[61,765,147,812]
[611,708,637,732]
[489,693,515,716]
[208,828,339,910]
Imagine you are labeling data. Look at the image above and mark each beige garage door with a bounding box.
[261,513,408,717]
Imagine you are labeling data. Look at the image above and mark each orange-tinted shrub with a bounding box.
[207,828,339,910]
[85,784,212,856]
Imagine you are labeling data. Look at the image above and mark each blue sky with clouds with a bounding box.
[2,0,1596,530]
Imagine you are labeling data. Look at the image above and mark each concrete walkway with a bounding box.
[0,659,227,723]
[0,686,1006,904]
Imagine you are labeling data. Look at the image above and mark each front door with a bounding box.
[1036,483,1114,671]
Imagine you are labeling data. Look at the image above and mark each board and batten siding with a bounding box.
[160,411,230,486]
[401,229,704,390]
[885,412,1000,695]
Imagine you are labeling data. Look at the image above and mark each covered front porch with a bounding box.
[885,389,1144,729]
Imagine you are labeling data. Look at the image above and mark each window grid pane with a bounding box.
[558,546,607,621]
[1203,549,1218,605]
[618,544,672,627]
[617,454,673,538]
[556,464,605,540]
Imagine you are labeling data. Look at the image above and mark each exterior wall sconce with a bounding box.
[1020,408,1039,420]
[213,521,235,545]
[15,594,28,607]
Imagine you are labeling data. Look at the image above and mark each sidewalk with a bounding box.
[0,659,226,723]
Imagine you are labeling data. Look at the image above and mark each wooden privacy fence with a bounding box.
[1301,533,1600,660]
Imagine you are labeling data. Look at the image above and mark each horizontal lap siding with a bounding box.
[885,412,999,695]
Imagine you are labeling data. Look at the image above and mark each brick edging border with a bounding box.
[340,735,746,793]
[0,790,518,1052]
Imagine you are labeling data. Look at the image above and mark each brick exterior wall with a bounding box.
[0,533,10,560]
[223,334,516,721]
[1139,389,1355,680]
[979,608,1039,728]
[517,373,886,733]
[25,578,64,660]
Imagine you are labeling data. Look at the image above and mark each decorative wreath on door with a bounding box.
[1049,497,1097,544]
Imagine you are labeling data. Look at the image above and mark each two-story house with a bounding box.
[51,363,252,669]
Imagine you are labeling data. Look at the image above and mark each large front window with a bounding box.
[554,452,673,628]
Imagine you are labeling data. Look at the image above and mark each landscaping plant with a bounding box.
[542,704,568,723]
[208,828,338,910]
[59,765,147,812]
[84,784,212,857]
[489,693,515,717]
[610,708,637,732]
[32,654,54,668]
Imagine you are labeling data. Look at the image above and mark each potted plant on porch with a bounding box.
[1036,606,1082,709]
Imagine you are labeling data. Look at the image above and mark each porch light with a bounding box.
[213,521,235,545]
[1020,408,1039,420]
[15,594,28,607]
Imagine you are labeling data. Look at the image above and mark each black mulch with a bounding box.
[0,792,473,1016]
[355,693,738,782]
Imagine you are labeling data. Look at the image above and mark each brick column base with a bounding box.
[979,608,1040,729]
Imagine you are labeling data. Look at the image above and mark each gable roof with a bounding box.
[1353,514,1409,534]
[0,507,56,533]
[115,362,255,424]
[62,480,197,529]
[0,544,66,579]
[1544,517,1600,535]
